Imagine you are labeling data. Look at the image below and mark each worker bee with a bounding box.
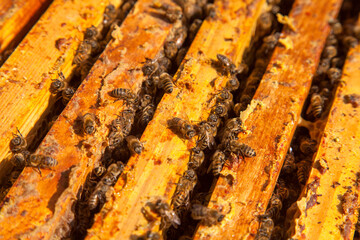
[196,122,216,150]
[228,140,256,158]
[94,166,106,178]
[73,40,93,65]
[223,117,243,134]
[188,147,205,170]
[299,137,317,155]
[316,58,331,76]
[62,87,75,105]
[191,204,225,226]
[257,12,273,38]
[226,76,240,91]
[28,154,58,168]
[275,179,289,201]
[216,54,237,75]
[139,94,153,109]
[188,19,202,42]
[167,117,196,139]
[172,169,197,209]
[50,72,67,94]
[110,88,136,100]
[255,217,274,240]
[216,89,233,103]
[10,128,27,153]
[212,102,230,118]
[11,150,30,167]
[296,159,311,184]
[103,4,118,27]
[142,58,160,77]
[158,72,175,93]
[264,194,282,219]
[281,151,296,175]
[126,135,144,155]
[329,19,342,35]
[322,45,337,59]
[82,113,96,135]
[207,150,226,176]
[306,93,324,118]
[151,2,183,23]
[327,67,342,84]
[207,113,221,128]
[153,199,181,229]
[84,25,100,40]
[138,103,155,127]
[164,41,178,60]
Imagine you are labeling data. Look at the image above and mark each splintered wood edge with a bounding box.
[0,0,177,239]
[0,0,123,184]
[289,23,360,240]
[0,0,52,54]
[86,0,267,239]
[194,0,344,239]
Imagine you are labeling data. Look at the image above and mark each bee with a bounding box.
[172,169,197,208]
[164,41,178,60]
[204,3,216,18]
[62,87,75,105]
[307,93,324,118]
[257,12,273,38]
[139,94,153,109]
[153,199,181,229]
[276,179,289,201]
[207,150,226,176]
[212,102,230,118]
[228,140,256,158]
[28,154,58,168]
[188,19,202,42]
[299,137,317,155]
[264,194,282,219]
[176,0,202,22]
[167,117,196,139]
[84,25,100,40]
[325,33,338,47]
[281,151,296,175]
[216,89,233,103]
[11,150,30,167]
[226,76,240,91]
[50,72,67,94]
[103,4,118,27]
[188,147,205,170]
[191,204,225,226]
[216,54,237,75]
[297,160,311,185]
[82,113,96,135]
[93,166,106,178]
[223,117,243,134]
[196,122,216,150]
[151,3,183,23]
[316,58,331,76]
[10,128,27,153]
[138,103,155,127]
[158,56,172,72]
[110,88,136,100]
[130,231,160,240]
[142,58,160,77]
[8,170,21,185]
[126,135,144,155]
[73,40,93,65]
[322,45,337,59]
[207,113,221,128]
[158,72,175,93]
[327,67,342,84]
[255,217,274,240]
[329,19,342,35]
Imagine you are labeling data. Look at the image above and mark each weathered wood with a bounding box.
[86,0,267,239]
[193,0,344,239]
[0,0,52,57]
[0,0,178,238]
[288,21,360,240]
[0,0,123,185]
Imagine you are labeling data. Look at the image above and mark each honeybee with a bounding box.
[255,217,274,240]
[281,151,296,175]
[188,147,205,170]
[207,150,226,176]
[93,166,106,178]
[167,117,196,139]
[257,12,273,38]
[103,4,118,27]
[207,113,221,128]
[142,58,160,77]
[342,35,358,49]
[10,128,27,153]
[50,72,67,94]
[306,93,324,118]
[110,88,136,100]
[275,179,289,201]
[139,94,153,109]
[108,130,125,149]
[322,45,337,59]
[325,33,338,47]
[299,137,317,155]
[191,204,225,226]
[188,19,202,42]
[73,40,93,65]
[216,54,237,75]
[158,72,175,93]
[28,154,58,168]
[62,87,75,105]
[11,150,30,167]
[223,117,243,134]
[329,19,342,35]
[126,135,144,155]
[153,199,181,229]
[89,162,124,210]
[264,194,282,219]
[196,122,216,150]
[138,103,155,127]
[130,231,160,240]
[172,169,197,208]
[316,58,331,76]
[327,67,342,84]
[151,2,183,23]
[226,76,240,91]
[297,160,311,184]
[228,140,256,158]
[8,170,21,185]
[212,102,230,118]
[164,41,178,60]
[84,25,100,40]
[82,113,96,135]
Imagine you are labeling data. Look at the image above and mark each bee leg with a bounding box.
[31,166,42,177]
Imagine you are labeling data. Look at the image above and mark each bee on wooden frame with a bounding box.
[167,117,196,140]
[82,113,96,135]
[191,204,225,226]
[50,72,67,94]
[10,128,27,153]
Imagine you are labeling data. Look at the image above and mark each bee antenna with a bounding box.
[16,127,23,137]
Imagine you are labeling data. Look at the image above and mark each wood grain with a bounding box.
[0,0,179,238]
[0,0,123,185]
[193,0,344,239]
[86,0,267,239]
[288,19,360,240]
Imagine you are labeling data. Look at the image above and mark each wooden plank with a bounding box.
[0,0,123,184]
[0,0,53,59]
[0,0,178,239]
[193,0,344,239]
[288,20,360,240]
[86,0,267,239]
